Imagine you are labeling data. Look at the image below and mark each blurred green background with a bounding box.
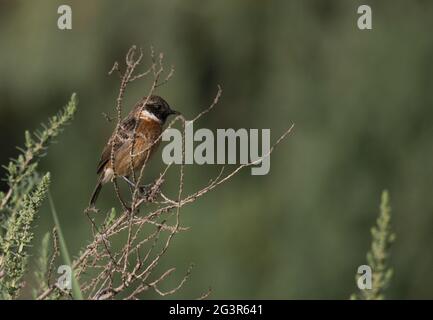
[1,0,432,299]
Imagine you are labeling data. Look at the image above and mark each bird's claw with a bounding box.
[138,182,160,202]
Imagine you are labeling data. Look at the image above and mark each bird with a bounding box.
[89,95,179,206]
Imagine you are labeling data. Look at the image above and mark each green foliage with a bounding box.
[0,94,77,233]
[0,174,50,299]
[352,191,395,300]
[0,94,77,299]
[48,193,83,300]
[32,232,51,298]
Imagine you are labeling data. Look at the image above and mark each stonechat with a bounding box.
[89,95,178,206]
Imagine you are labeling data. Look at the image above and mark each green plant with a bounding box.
[48,192,83,300]
[0,94,77,299]
[32,231,51,298]
[351,190,395,300]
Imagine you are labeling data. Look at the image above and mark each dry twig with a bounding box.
[37,45,294,300]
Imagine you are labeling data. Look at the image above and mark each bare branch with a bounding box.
[37,45,294,300]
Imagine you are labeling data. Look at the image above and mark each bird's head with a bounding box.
[137,95,179,124]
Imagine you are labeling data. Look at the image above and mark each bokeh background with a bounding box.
[0,0,432,299]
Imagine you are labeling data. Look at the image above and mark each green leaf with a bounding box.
[48,192,83,300]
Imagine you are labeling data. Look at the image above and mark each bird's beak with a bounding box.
[170,109,180,115]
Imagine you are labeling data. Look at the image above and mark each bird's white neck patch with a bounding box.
[140,110,161,123]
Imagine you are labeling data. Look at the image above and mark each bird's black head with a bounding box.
[141,95,179,124]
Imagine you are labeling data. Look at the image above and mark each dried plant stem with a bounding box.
[37,46,294,300]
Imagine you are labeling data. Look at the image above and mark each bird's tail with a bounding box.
[89,177,103,207]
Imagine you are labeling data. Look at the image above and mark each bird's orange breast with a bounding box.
[107,118,162,177]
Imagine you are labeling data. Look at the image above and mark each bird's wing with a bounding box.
[96,113,137,174]
[96,142,112,174]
